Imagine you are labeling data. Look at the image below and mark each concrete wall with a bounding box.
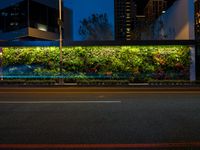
[153,0,195,40]
[0,27,59,41]
[28,28,59,41]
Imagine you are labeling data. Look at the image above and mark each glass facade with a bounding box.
[29,0,59,33]
[195,0,200,40]
[114,0,137,41]
[0,1,28,33]
[195,0,200,80]
[0,0,59,34]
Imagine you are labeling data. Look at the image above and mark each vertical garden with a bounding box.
[1,46,191,82]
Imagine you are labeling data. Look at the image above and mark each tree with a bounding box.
[79,13,113,41]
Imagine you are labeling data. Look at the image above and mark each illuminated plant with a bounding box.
[2,46,190,81]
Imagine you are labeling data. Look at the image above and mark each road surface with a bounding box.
[0,87,200,149]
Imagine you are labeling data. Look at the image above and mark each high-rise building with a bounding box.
[195,0,200,40]
[135,15,147,40]
[64,7,73,41]
[114,0,137,41]
[0,0,62,41]
[195,0,200,80]
[144,0,167,23]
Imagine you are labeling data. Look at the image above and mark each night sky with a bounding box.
[64,0,176,40]
[64,0,114,40]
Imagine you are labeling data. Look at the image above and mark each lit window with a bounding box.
[37,24,47,31]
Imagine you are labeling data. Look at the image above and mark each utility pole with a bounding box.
[58,0,64,85]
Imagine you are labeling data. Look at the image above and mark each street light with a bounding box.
[58,0,64,85]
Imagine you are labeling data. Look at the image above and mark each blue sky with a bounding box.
[64,0,114,41]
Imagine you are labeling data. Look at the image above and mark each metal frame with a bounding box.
[0,40,196,47]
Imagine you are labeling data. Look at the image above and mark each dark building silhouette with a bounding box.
[195,0,200,80]
[114,0,137,41]
[144,0,167,23]
[195,0,200,40]
[135,15,147,40]
[0,0,60,41]
[64,7,73,41]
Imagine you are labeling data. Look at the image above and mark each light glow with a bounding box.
[1,46,190,81]
[37,24,47,32]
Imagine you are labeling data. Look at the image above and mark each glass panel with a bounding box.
[0,1,27,33]
[29,0,59,33]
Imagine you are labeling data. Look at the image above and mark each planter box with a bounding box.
[0,80,56,86]
[148,80,196,86]
[77,80,129,86]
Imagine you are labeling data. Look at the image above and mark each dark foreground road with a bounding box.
[0,87,200,150]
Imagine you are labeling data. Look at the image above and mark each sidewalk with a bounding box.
[0,86,200,93]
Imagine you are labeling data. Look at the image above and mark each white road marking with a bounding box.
[0,101,122,104]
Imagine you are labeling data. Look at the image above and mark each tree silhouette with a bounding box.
[79,13,113,41]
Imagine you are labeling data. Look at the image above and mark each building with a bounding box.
[144,0,167,23]
[135,15,147,40]
[144,0,194,40]
[195,0,200,40]
[0,0,60,41]
[152,0,194,40]
[195,0,200,80]
[114,0,137,41]
[64,7,73,41]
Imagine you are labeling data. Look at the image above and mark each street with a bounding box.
[0,87,200,149]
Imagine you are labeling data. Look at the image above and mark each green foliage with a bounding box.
[2,45,190,81]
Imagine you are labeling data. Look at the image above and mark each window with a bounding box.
[0,1,28,32]
[29,0,59,33]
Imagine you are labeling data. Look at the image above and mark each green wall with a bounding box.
[1,46,190,81]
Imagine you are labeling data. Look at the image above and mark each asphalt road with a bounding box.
[0,87,200,149]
